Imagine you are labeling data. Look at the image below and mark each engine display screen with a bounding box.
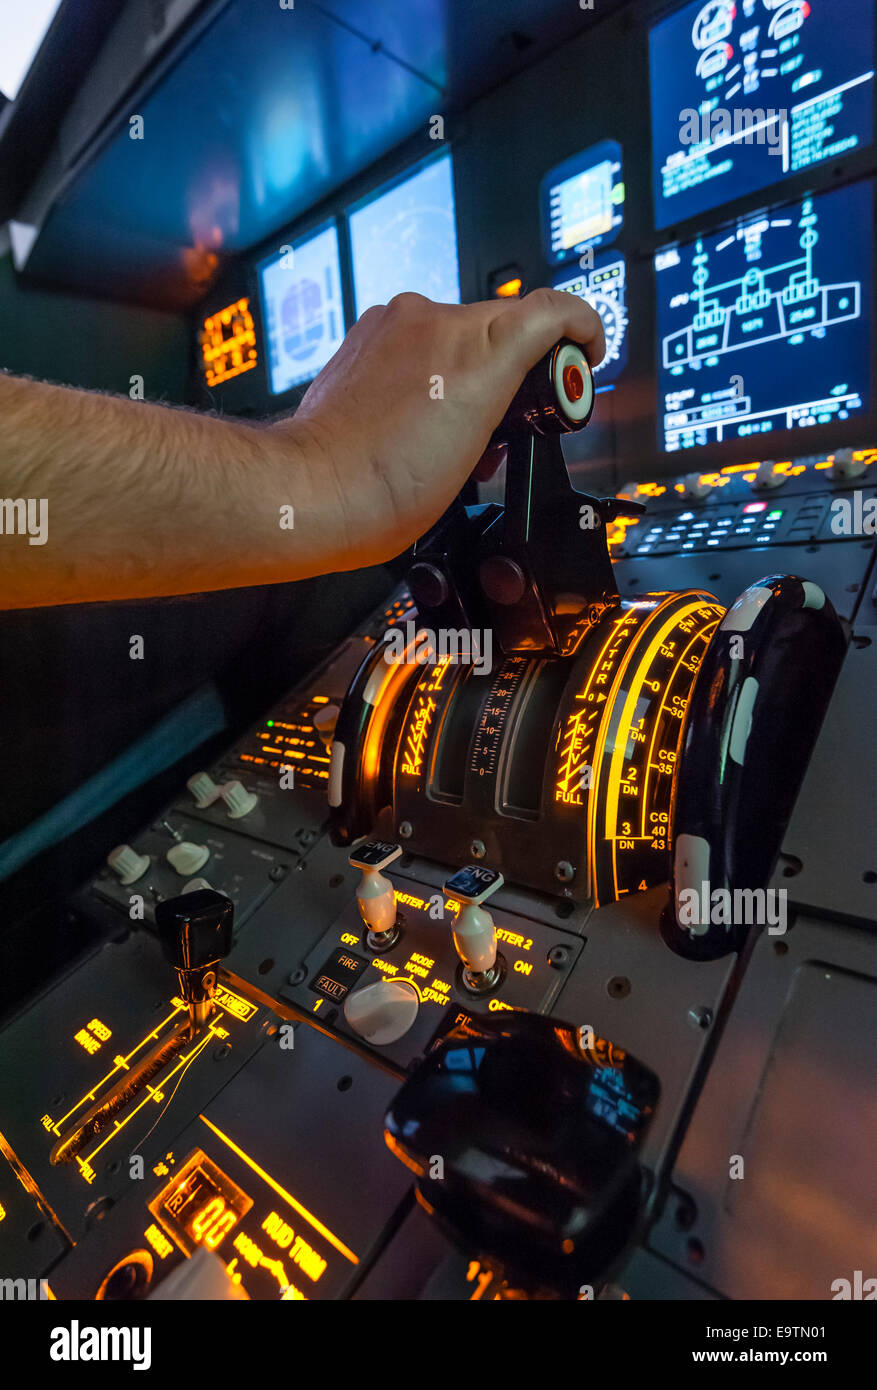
[258,223,345,395]
[656,179,873,452]
[349,153,461,317]
[649,0,875,229]
[541,141,624,265]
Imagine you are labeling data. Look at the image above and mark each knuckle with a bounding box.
[355,304,386,329]
[524,286,558,314]
[386,291,426,315]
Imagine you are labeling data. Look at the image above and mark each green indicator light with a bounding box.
[767,510,783,520]
[267,720,274,727]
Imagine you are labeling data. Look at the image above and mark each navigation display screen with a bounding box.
[349,153,461,317]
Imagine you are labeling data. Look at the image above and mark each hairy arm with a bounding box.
[0,374,339,608]
[0,289,604,609]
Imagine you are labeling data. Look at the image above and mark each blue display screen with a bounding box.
[541,141,624,265]
[349,153,461,317]
[650,0,875,229]
[656,179,873,452]
[553,252,629,384]
[258,224,345,395]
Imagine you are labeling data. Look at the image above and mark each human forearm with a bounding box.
[0,374,355,608]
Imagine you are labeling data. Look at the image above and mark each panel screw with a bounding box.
[555,860,575,882]
[686,1006,712,1030]
[399,821,413,839]
[470,839,486,859]
[548,945,571,969]
[287,965,308,986]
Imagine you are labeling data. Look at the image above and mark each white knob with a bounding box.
[107,844,150,885]
[343,979,419,1046]
[182,877,213,894]
[830,447,866,481]
[187,772,220,808]
[220,780,258,819]
[453,904,498,975]
[149,1246,247,1301]
[166,841,210,876]
[682,472,711,499]
[750,460,785,491]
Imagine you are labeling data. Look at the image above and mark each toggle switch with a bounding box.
[107,844,150,885]
[166,841,210,877]
[220,780,258,819]
[444,864,504,995]
[348,841,403,950]
[187,772,220,808]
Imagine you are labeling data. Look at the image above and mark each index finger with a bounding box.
[488,286,607,375]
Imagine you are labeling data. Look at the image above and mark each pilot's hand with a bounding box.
[283,290,606,568]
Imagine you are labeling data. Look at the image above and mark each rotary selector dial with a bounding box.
[107,844,150,885]
[166,841,210,877]
[344,979,420,1045]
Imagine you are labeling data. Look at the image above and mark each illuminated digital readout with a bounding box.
[240,694,334,786]
[150,1149,253,1256]
[199,298,258,387]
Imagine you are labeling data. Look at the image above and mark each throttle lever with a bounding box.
[408,338,623,657]
[601,496,647,523]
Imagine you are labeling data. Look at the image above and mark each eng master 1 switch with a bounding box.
[349,841,403,950]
